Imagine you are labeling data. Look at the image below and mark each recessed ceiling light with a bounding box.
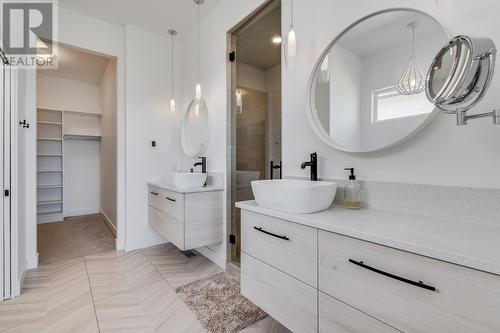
[271,36,282,44]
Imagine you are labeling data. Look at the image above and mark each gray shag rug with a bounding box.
[175,272,268,333]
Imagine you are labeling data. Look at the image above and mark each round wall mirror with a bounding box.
[307,9,448,152]
[181,99,210,157]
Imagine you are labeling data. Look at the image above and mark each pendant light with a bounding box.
[285,0,297,69]
[168,29,177,114]
[318,54,329,83]
[236,89,243,113]
[395,22,426,95]
[194,0,203,102]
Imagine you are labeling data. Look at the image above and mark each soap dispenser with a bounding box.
[344,168,360,210]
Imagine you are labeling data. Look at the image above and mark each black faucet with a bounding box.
[301,152,318,181]
[194,157,207,174]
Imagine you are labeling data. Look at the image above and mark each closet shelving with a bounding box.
[37,108,102,223]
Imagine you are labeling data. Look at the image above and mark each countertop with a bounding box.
[236,200,500,276]
[147,180,224,194]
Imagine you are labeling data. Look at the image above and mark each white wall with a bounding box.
[36,74,101,113]
[282,0,500,189]
[124,25,182,250]
[237,62,267,91]
[64,140,101,216]
[180,0,267,267]
[16,69,37,279]
[330,45,362,150]
[100,60,117,232]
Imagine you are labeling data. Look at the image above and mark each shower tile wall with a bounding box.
[236,87,268,178]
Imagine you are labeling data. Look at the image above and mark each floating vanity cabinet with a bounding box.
[319,231,500,333]
[240,210,318,333]
[147,184,223,251]
[237,201,500,333]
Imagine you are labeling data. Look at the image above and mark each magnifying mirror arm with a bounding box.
[456,108,500,125]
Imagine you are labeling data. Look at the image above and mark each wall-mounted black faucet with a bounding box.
[301,152,318,181]
[194,157,207,174]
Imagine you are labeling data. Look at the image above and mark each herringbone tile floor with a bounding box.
[0,244,290,333]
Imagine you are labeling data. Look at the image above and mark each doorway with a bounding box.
[229,0,282,264]
[35,44,117,265]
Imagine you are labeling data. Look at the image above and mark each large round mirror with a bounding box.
[181,99,210,157]
[307,9,448,152]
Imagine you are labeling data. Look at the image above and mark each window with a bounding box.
[372,86,433,122]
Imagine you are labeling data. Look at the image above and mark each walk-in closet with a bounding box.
[36,44,117,264]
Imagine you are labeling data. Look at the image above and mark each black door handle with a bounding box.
[253,227,290,241]
[150,191,158,196]
[348,259,436,292]
[166,197,176,202]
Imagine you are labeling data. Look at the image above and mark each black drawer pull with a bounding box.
[150,191,158,196]
[166,197,176,202]
[348,259,436,292]
[253,227,290,241]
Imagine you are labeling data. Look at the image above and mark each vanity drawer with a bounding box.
[148,206,185,250]
[319,292,400,333]
[241,253,317,333]
[241,210,317,286]
[319,231,500,332]
[148,186,184,220]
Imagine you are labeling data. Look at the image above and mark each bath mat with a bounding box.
[175,272,268,333]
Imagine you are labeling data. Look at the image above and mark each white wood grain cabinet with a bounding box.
[238,208,500,333]
[148,185,223,251]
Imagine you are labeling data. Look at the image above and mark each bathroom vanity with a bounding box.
[236,200,500,333]
[147,181,223,251]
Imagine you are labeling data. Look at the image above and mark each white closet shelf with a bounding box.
[37,154,62,157]
[37,184,63,189]
[38,210,63,216]
[37,121,62,125]
[64,109,102,117]
[37,169,63,173]
[37,199,63,206]
[37,137,63,141]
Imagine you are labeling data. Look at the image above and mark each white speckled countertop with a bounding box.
[147,180,223,194]
[236,200,500,276]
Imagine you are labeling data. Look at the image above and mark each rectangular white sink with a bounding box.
[166,172,207,189]
[251,179,337,214]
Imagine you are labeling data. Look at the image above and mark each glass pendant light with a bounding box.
[168,29,177,114]
[194,0,203,102]
[285,0,297,69]
[318,54,329,83]
[395,22,426,95]
[236,89,243,113]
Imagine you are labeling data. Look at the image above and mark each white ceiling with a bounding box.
[38,44,111,84]
[59,0,222,37]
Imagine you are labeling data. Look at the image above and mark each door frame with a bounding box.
[226,0,282,265]
[0,48,19,300]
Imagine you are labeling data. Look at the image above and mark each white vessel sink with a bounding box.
[166,172,207,189]
[251,179,337,214]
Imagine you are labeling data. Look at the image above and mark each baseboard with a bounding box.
[65,207,100,218]
[37,212,63,224]
[100,210,117,237]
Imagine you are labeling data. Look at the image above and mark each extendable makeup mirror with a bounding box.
[426,35,500,125]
